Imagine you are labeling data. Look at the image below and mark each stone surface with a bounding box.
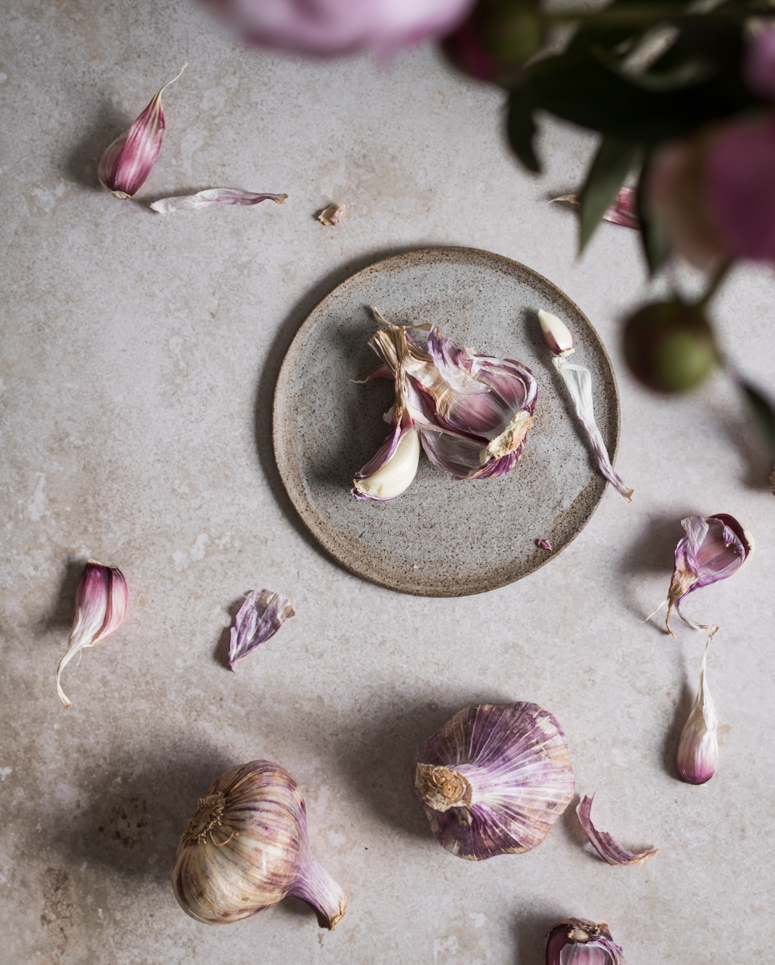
[1,2,774,963]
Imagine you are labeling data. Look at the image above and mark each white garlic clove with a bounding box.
[353,422,420,501]
[173,760,346,929]
[676,638,719,784]
[413,702,575,860]
[538,309,576,358]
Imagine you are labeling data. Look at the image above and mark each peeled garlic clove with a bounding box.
[540,311,633,501]
[577,794,658,865]
[353,420,420,501]
[665,513,752,635]
[318,203,345,226]
[546,919,625,965]
[56,560,128,708]
[173,760,346,929]
[413,702,575,860]
[228,589,295,668]
[151,189,288,214]
[98,64,186,199]
[677,637,719,784]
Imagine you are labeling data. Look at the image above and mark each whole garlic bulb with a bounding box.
[173,760,346,929]
[413,702,575,860]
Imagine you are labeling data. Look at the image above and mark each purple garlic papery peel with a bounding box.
[551,187,639,230]
[546,919,625,965]
[665,513,753,635]
[576,794,658,866]
[150,189,288,214]
[56,560,129,708]
[228,590,295,668]
[413,702,575,860]
[362,315,537,486]
[353,406,420,502]
[538,310,633,501]
[98,65,186,199]
[173,760,346,929]
[677,637,719,785]
[536,538,552,551]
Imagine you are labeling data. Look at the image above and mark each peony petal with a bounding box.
[151,189,288,214]
[228,589,295,668]
[577,794,658,866]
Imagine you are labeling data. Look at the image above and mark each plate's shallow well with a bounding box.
[273,247,619,596]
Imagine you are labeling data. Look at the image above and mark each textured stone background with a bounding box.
[1,2,774,963]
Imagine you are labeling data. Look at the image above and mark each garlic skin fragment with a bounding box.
[576,794,658,866]
[318,203,345,226]
[550,187,639,231]
[150,189,288,215]
[546,918,625,965]
[98,64,186,199]
[539,310,633,501]
[353,421,420,501]
[173,760,346,929]
[413,702,575,860]
[56,560,128,708]
[228,589,295,669]
[677,640,719,785]
[665,513,752,635]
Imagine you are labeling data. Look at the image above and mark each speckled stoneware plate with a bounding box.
[273,247,619,597]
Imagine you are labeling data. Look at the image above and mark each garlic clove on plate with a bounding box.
[173,760,346,929]
[413,702,575,860]
[353,420,420,501]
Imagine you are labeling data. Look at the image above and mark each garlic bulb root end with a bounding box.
[415,763,472,811]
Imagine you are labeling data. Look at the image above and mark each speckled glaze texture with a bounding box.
[273,247,620,595]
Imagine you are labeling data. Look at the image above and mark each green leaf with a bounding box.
[579,137,643,251]
[635,156,669,275]
[739,380,775,456]
[506,85,540,173]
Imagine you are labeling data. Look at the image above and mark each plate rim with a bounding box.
[272,245,621,596]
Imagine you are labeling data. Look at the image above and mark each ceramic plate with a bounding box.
[273,247,620,596]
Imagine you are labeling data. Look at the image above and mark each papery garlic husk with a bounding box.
[576,794,658,865]
[98,64,186,199]
[318,203,345,226]
[228,589,295,668]
[413,702,575,860]
[151,189,288,214]
[546,918,625,965]
[368,314,538,481]
[539,310,633,501]
[665,513,753,635]
[56,560,128,708]
[173,760,346,929]
[550,187,639,231]
[677,637,719,785]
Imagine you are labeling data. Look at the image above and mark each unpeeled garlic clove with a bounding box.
[413,702,575,860]
[353,420,420,501]
[665,513,752,635]
[228,589,295,669]
[56,560,128,708]
[577,794,658,865]
[677,636,719,785]
[151,189,288,214]
[546,919,625,965]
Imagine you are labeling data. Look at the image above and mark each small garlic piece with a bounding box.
[98,64,186,199]
[546,918,625,965]
[318,203,345,226]
[56,560,128,708]
[413,702,574,860]
[677,637,719,785]
[353,422,420,501]
[173,760,346,929]
[228,589,295,668]
[538,308,575,358]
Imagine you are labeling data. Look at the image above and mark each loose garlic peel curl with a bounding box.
[173,761,346,929]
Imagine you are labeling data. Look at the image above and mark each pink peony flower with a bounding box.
[205,0,474,56]
[745,24,775,100]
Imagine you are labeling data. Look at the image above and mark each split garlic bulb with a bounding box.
[173,760,346,929]
[413,702,575,860]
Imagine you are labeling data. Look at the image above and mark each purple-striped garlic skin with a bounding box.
[173,761,346,929]
[228,589,295,668]
[576,794,658,865]
[676,641,718,784]
[545,919,625,965]
[413,702,574,860]
[666,513,753,635]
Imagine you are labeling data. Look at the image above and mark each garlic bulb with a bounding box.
[173,761,346,929]
[413,702,575,860]
[545,918,625,965]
